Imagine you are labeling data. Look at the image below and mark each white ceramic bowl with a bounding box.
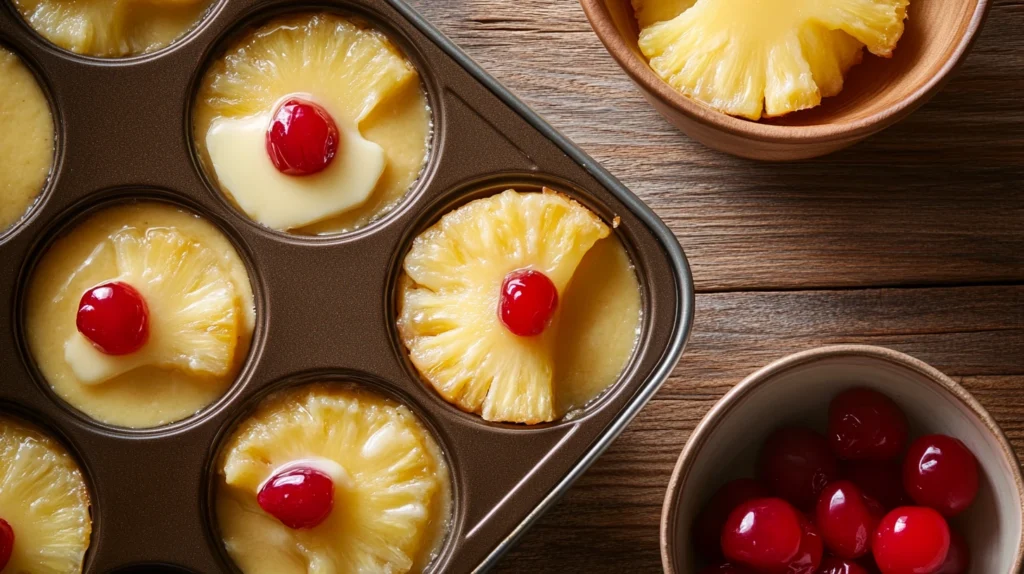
[661,345,1024,573]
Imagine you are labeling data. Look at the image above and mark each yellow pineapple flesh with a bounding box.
[64,227,240,384]
[637,0,908,119]
[12,0,212,57]
[217,384,450,574]
[0,417,91,573]
[397,189,610,424]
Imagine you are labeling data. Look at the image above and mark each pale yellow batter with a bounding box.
[193,13,431,235]
[25,202,255,428]
[13,0,214,57]
[0,47,53,233]
[217,383,451,574]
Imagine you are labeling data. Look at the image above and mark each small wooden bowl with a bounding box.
[580,0,991,160]
[661,345,1024,573]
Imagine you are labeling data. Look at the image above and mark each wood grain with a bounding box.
[402,0,1024,571]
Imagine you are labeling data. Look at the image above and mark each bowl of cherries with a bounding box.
[661,345,1024,574]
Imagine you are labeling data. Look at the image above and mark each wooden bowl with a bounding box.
[661,345,1024,573]
[579,0,991,160]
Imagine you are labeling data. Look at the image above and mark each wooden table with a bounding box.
[406,1,1024,571]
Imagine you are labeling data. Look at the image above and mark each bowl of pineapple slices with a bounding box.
[580,0,992,160]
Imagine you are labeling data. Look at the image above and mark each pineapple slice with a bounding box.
[64,227,239,384]
[0,417,91,573]
[637,0,908,119]
[397,189,610,424]
[12,0,211,57]
[218,384,450,574]
[196,13,416,127]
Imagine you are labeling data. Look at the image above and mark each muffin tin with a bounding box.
[0,0,694,571]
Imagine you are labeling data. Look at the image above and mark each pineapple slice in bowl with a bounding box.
[636,0,908,120]
[397,188,643,425]
[12,0,214,58]
[0,415,91,573]
[25,201,256,428]
[215,382,451,574]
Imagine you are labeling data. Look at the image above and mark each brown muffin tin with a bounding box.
[0,0,694,572]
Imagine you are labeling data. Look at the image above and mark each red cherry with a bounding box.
[816,557,870,574]
[265,98,340,176]
[934,531,970,574]
[828,388,908,461]
[758,428,840,510]
[0,518,13,570]
[902,435,979,517]
[842,461,910,510]
[499,269,558,337]
[774,514,823,574]
[721,498,803,571]
[76,281,149,355]
[699,563,756,574]
[693,478,769,558]
[872,507,950,574]
[257,467,335,529]
[815,481,881,559]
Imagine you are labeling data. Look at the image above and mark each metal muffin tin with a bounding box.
[0,0,694,571]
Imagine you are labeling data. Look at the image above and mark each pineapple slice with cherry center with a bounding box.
[218,384,450,574]
[637,0,908,119]
[65,227,240,384]
[195,13,420,231]
[0,417,91,573]
[398,189,611,424]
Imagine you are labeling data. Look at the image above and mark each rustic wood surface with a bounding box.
[405,1,1024,572]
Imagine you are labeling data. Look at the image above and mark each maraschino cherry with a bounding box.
[76,281,149,355]
[757,427,839,510]
[499,269,558,337]
[693,478,768,558]
[721,498,803,571]
[257,466,335,529]
[872,506,950,574]
[814,481,881,559]
[266,98,340,176]
[0,518,13,571]
[828,388,908,461]
[902,434,979,517]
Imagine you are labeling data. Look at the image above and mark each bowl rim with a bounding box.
[659,344,1024,574]
[579,0,992,145]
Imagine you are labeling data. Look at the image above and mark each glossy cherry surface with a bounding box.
[266,98,340,176]
[934,531,970,574]
[693,478,768,558]
[815,481,881,559]
[775,514,823,574]
[757,427,840,509]
[721,498,803,571]
[828,388,908,461]
[257,467,335,529]
[0,518,12,571]
[843,461,909,511]
[76,281,149,355]
[499,269,559,336]
[699,563,756,574]
[902,434,979,517]
[816,557,869,574]
[872,507,950,574]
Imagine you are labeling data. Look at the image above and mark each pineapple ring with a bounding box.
[636,0,909,120]
[397,189,612,424]
[0,416,91,573]
[12,0,214,58]
[217,383,451,574]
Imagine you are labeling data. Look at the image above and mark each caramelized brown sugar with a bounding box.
[216,383,451,574]
[25,202,255,428]
[193,13,431,235]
